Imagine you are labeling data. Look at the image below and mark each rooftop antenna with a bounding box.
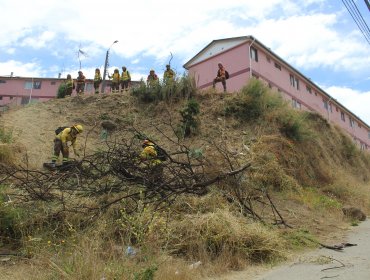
[77,44,88,70]
[168,52,173,67]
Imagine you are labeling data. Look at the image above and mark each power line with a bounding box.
[341,0,370,45]
[365,0,370,12]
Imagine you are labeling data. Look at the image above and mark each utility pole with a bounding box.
[101,40,118,93]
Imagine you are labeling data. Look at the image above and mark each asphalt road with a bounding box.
[256,219,370,280]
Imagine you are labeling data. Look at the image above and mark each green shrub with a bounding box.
[278,111,311,142]
[177,98,200,138]
[0,186,24,244]
[57,83,67,99]
[224,79,285,121]
[132,75,196,103]
[0,127,13,143]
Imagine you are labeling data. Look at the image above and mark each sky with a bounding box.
[0,0,369,124]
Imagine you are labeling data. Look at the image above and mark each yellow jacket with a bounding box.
[56,128,78,150]
[140,145,161,165]
[110,72,120,83]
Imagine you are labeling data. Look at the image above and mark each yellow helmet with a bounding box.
[142,139,154,147]
[73,124,83,133]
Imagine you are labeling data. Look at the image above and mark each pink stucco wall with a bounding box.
[187,40,370,150]
[0,77,95,107]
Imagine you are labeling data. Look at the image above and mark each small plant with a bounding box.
[99,113,110,120]
[134,265,158,280]
[57,83,67,99]
[177,98,200,138]
[0,186,24,244]
[0,127,13,143]
[278,112,311,142]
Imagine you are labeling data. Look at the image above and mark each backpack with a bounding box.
[225,70,230,79]
[55,126,68,135]
[154,145,168,161]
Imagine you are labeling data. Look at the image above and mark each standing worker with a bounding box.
[120,66,131,92]
[109,69,120,93]
[212,63,228,93]
[47,124,83,168]
[65,74,74,97]
[93,68,102,94]
[163,64,175,85]
[147,69,158,87]
[76,71,86,94]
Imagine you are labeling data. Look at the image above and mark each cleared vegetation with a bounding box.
[0,78,369,280]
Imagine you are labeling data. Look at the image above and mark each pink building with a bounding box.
[183,36,370,151]
[0,76,95,108]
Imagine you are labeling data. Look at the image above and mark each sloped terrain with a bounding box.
[1,82,370,280]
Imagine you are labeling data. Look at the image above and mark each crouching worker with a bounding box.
[49,124,83,167]
[140,139,163,186]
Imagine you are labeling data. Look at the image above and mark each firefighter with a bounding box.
[163,64,175,85]
[120,66,131,92]
[76,71,86,94]
[49,124,83,167]
[146,69,159,87]
[212,63,227,92]
[109,69,120,93]
[65,74,74,97]
[93,68,102,94]
[140,139,163,185]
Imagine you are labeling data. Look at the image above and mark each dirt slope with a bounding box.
[1,93,138,167]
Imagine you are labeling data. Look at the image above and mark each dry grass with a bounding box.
[1,80,370,279]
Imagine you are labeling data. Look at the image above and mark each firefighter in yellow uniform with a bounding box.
[163,64,175,85]
[109,69,120,93]
[50,125,83,167]
[120,66,131,92]
[94,68,102,94]
[65,74,74,96]
[140,140,163,185]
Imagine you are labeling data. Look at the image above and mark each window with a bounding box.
[24,81,42,89]
[51,81,56,85]
[289,74,299,90]
[0,96,2,100]
[323,99,328,110]
[341,112,345,122]
[266,56,271,63]
[292,99,301,109]
[349,118,355,127]
[10,97,13,100]
[306,85,312,94]
[0,80,6,83]
[368,131,370,139]
[250,46,258,62]
[274,62,281,70]
[33,81,42,89]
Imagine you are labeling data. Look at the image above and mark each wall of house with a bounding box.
[187,42,370,150]
[188,43,251,92]
[0,77,96,106]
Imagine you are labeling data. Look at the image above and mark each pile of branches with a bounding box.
[0,131,248,212]
[0,128,290,227]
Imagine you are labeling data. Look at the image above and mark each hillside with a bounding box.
[1,80,370,280]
